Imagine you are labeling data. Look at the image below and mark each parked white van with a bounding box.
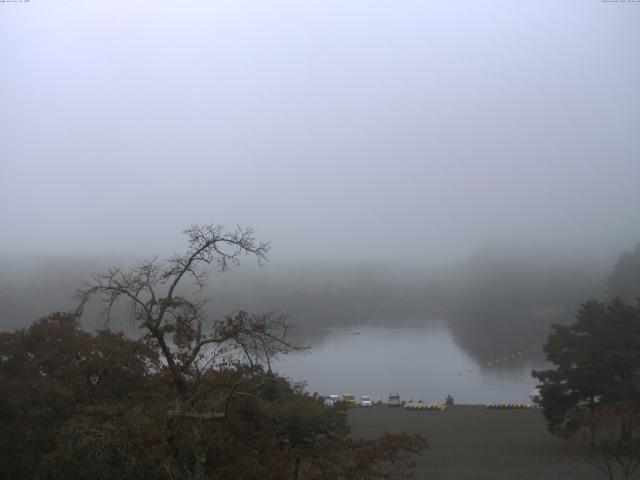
[324,394,341,407]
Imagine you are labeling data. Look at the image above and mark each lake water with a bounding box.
[275,322,548,404]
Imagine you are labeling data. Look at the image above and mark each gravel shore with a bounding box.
[348,405,605,480]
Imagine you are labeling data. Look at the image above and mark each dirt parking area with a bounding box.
[348,405,606,480]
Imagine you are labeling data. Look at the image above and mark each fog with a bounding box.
[1,1,640,383]
[4,4,640,476]
[0,246,614,364]
[2,0,639,264]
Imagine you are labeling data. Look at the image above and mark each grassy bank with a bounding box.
[348,405,603,480]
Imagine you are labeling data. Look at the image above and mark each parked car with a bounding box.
[342,393,357,407]
[388,392,402,407]
[324,394,341,407]
[360,395,373,407]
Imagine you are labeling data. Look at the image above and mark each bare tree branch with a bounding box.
[74,223,303,406]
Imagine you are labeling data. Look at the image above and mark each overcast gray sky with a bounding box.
[1,0,639,263]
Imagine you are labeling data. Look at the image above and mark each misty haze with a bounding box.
[2,1,640,480]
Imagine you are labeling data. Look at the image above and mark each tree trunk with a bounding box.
[292,456,301,480]
[192,422,206,480]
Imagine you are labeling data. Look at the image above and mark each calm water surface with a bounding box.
[275,322,547,404]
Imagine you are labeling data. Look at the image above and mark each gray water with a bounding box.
[275,322,548,404]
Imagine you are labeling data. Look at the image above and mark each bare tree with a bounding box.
[75,224,306,479]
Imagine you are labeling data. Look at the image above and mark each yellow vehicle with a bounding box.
[342,393,356,407]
